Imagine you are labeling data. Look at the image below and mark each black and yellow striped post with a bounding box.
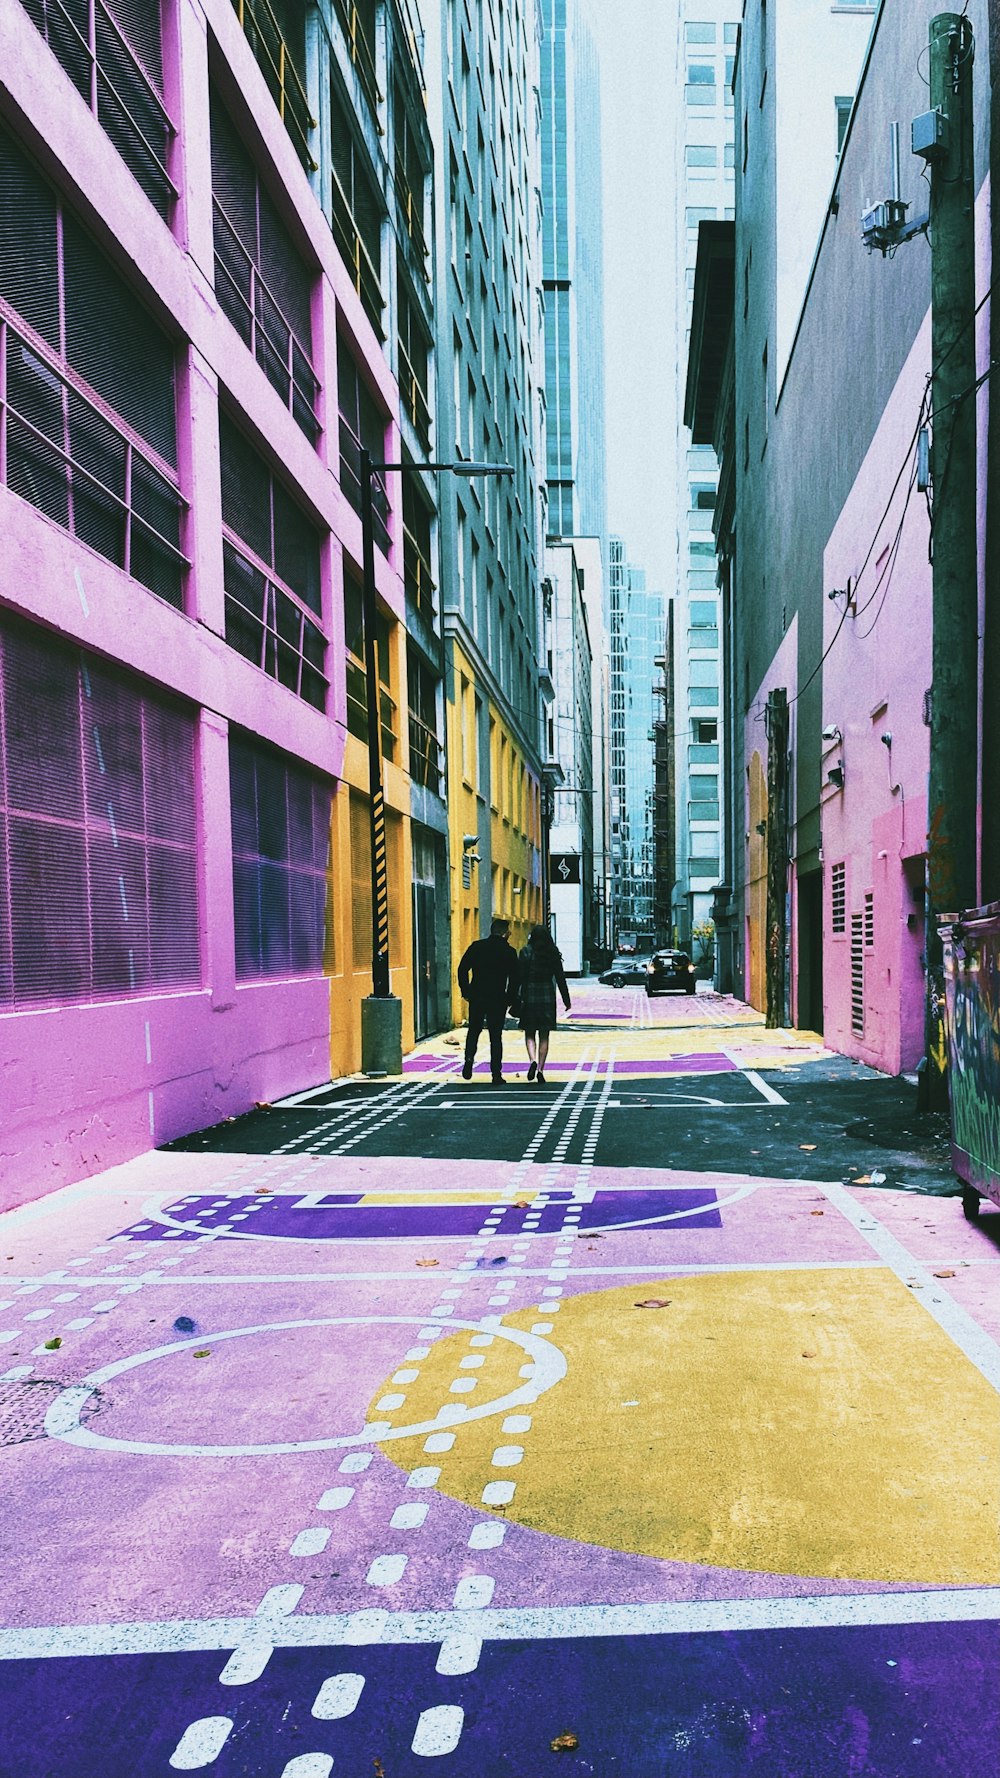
[359,446,399,1071]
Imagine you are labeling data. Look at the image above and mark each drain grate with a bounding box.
[0,1379,102,1447]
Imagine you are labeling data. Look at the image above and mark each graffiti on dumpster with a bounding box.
[946,929,1000,1194]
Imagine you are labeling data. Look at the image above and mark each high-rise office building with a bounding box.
[422,2,548,1008]
[609,538,662,942]
[669,2,740,956]
[540,0,607,544]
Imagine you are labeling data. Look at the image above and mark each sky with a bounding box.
[587,0,680,595]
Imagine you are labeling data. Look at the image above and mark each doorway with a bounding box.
[797,870,824,1035]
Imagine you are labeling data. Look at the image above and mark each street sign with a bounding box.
[551,853,581,884]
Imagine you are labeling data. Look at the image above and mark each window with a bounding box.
[687,62,716,85]
[337,334,390,554]
[831,862,846,933]
[0,613,199,1005]
[690,602,717,627]
[341,570,397,759]
[230,733,332,981]
[407,646,442,793]
[864,890,874,948]
[686,145,718,170]
[396,272,431,448]
[394,86,429,271]
[220,411,326,710]
[330,80,385,336]
[694,718,718,744]
[835,95,853,157]
[685,22,716,43]
[210,89,319,440]
[22,0,176,215]
[402,477,435,618]
[350,789,402,969]
[0,125,184,604]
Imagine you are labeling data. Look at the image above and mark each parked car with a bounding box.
[599,956,651,987]
[645,949,698,995]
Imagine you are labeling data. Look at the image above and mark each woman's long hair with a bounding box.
[526,924,562,968]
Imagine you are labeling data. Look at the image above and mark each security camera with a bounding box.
[821,724,842,743]
[462,834,478,850]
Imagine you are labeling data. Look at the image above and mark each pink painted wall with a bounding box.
[821,317,933,1074]
[820,178,991,1075]
[0,0,410,1208]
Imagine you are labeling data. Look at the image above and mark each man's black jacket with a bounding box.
[457,934,519,1008]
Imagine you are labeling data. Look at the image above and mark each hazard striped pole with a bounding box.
[360,446,392,998]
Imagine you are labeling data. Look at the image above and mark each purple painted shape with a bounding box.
[120,1187,721,1241]
[0,1619,995,1775]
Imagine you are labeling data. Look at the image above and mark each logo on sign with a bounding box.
[550,853,581,884]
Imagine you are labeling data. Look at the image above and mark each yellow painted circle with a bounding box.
[373,1269,1000,1585]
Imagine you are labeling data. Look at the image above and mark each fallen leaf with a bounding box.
[810,1210,824,1216]
[933,1269,956,1279]
[634,1298,672,1309]
[415,1258,440,1268]
[193,1348,212,1358]
[254,1101,271,1111]
[801,1351,817,1359]
[852,1174,873,1184]
[550,1733,579,1752]
[43,1337,62,1350]
[254,1186,271,1195]
[800,1144,817,1151]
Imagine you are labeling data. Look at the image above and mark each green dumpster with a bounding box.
[941,902,1000,1220]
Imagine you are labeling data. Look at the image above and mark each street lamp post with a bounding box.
[358,449,512,1076]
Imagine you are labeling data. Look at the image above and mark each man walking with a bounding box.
[457,917,520,1083]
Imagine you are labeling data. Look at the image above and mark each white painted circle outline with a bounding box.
[44,1316,566,1458]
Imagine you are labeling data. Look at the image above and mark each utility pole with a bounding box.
[923,12,978,1108]
[764,687,789,1029]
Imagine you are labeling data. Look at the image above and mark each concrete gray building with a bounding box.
[609,537,663,944]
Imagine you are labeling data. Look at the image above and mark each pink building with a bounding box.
[0,0,445,1209]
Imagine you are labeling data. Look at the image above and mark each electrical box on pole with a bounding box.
[922,11,979,1108]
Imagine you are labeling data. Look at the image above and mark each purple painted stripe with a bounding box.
[0,1619,995,1775]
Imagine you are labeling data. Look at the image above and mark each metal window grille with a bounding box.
[0,614,199,1005]
[228,0,316,172]
[0,319,186,605]
[219,414,326,710]
[20,0,177,215]
[864,891,874,949]
[851,913,864,1033]
[831,861,846,933]
[210,90,320,442]
[337,336,391,554]
[407,646,442,794]
[229,731,332,981]
[393,91,430,275]
[396,272,432,448]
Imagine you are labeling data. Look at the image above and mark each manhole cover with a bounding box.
[0,1379,103,1447]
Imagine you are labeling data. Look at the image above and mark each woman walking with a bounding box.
[518,924,571,1084]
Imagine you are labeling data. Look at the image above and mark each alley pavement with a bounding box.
[1,984,998,1776]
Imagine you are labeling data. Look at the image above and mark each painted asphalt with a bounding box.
[1,982,998,1775]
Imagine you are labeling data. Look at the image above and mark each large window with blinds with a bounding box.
[210,88,320,442]
[219,409,327,711]
[337,334,390,555]
[20,1,176,216]
[0,615,200,1006]
[229,733,332,980]
[0,126,185,605]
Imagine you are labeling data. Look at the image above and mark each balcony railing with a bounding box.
[395,154,429,272]
[338,414,391,555]
[345,656,397,758]
[213,199,321,441]
[403,523,435,619]
[330,169,385,337]
[230,0,316,172]
[408,711,442,794]
[223,539,327,711]
[0,316,188,607]
[332,0,382,121]
[21,0,177,216]
[397,341,431,449]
